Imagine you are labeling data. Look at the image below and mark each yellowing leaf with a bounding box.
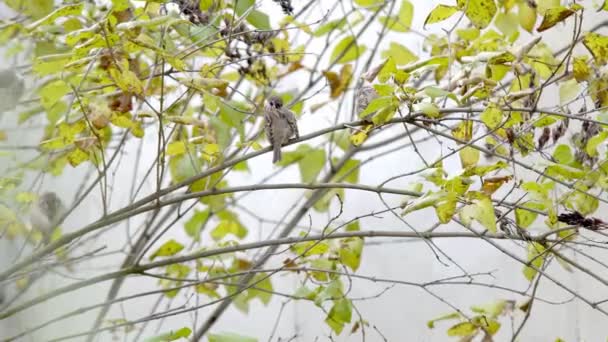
[166,141,187,157]
[495,11,518,37]
[553,144,573,164]
[39,80,71,111]
[26,3,84,31]
[415,102,440,118]
[379,0,414,32]
[109,67,143,94]
[459,195,496,232]
[518,2,537,33]
[559,79,581,105]
[583,32,608,65]
[338,237,363,271]
[323,64,353,98]
[480,104,502,129]
[146,327,191,341]
[381,42,418,66]
[353,0,384,7]
[537,6,579,32]
[67,148,89,167]
[325,298,352,335]
[208,332,257,342]
[424,4,459,26]
[447,322,477,337]
[331,36,367,64]
[452,120,473,142]
[459,147,480,168]
[149,239,184,260]
[482,176,512,195]
[572,56,590,82]
[457,0,497,29]
[350,129,368,146]
[523,242,545,281]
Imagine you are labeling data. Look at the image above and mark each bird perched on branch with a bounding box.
[355,73,379,122]
[264,96,299,163]
[0,69,24,114]
[30,192,65,244]
[355,60,387,122]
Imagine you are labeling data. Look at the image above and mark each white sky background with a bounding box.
[1,0,608,341]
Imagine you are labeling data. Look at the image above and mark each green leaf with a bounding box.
[470,300,507,318]
[379,0,413,32]
[112,0,130,11]
[247,273,273,305]
[427,312,460,328]
[415,102,440,118]
[435,192,458,223]
[495,11,518,37]
[330,36,367,64]
[480,104,502,129]
[381,42,418,66]
[456,0,497,29]
[333,158,360,184]
[25,3,82,30]
[518,2,537,32]
[402,191,444,215]
[353,0,384,7]
[5,0,54,19]
[459,194,496,232]
[39,80,71,111]
[553,144,573,164]
[184,209,210,239]
[298,148,326,183]
[211,210,247,240]
[234,0,271,29]
[546,163,585,180]
[447,322,477,337]
[208,332,257,342]
[358,95,395,118]
[515,203,541,229]
[424,5,459,26]
[585,131,608,157]
[313,18,348,37]
[325,298,352,335]
[339,237,364,271]
[459,147,479,168]
[523,242,545,281]
[149,239,184,260]
[246,10,271,30]
[291,240,329,256]
[559,79,581,105]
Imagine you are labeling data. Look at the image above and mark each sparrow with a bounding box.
[355,61,387,122]
[30,192,65,243]
[264,96,299,163]
[355,77,379,122]
[0,69,24,113]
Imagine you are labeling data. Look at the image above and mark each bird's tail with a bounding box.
[273,143,282,163]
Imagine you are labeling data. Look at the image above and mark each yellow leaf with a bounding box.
[424,4,459,26]
[583,32,608,65]
[67,148,89,167]
[149,239,184,260]
[518,2,537,33]
[457,0,497,29]
[536,6,579,32]
[459,147,480,168]
[572,56,590,82]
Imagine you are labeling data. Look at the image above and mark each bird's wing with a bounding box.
[281,108,298,138]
